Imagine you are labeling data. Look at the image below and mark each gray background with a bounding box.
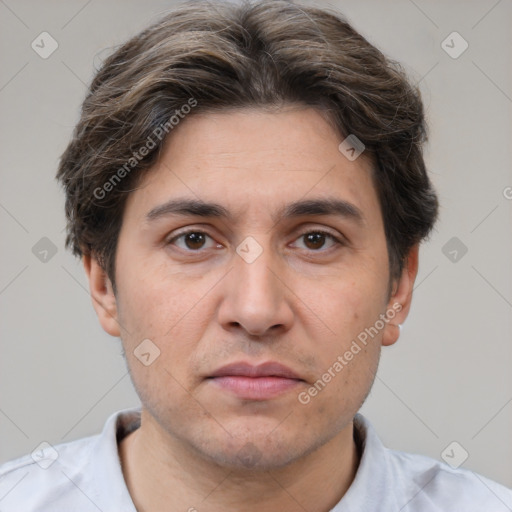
[1,0,511,489]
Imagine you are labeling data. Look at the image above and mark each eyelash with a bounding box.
[166,229,344,253]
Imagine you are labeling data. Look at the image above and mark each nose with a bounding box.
[217,243,294,338]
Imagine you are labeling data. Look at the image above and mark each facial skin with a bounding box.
[84,107,418,512]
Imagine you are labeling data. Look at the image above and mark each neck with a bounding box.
[119,410,359,512]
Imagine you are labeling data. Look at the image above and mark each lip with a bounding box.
[207,361,305,400]
[209,361,302,379]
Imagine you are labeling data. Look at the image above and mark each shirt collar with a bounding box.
[330,413,401,511]
[86,407,141,512]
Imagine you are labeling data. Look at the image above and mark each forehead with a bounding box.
[124,107,382,227]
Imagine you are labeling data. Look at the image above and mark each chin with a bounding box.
[204,443,301,471]
[190,426,327,472]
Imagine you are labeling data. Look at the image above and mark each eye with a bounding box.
[167,230,219,251]
[166,229,343,253]
[292,230,342,251]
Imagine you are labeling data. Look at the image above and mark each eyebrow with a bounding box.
[145,197,364,225]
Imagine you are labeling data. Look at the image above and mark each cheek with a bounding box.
[295,269,386,403]
[116,279,204,419]
[114,259,215,392]
[115,254,204,342]
[300,330,381,429]
[301,271,387,349]
[116,281,171,341]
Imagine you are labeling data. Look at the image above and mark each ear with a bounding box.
[381,244,419,347]
[83,253,121,337]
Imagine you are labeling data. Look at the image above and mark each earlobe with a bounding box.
[381,245,419,347]
[83,254,121,337]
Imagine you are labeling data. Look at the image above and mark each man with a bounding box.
[1,1,510,510]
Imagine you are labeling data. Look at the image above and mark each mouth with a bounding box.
[206,361,306,401]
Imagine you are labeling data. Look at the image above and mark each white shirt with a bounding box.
[1,408,511,511]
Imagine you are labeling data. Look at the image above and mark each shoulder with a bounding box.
[0,408,140,512]
[388,448,512,510]
[349,414,512,511]
[0,435,98,512]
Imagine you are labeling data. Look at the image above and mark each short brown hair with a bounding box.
[56,0,438,291]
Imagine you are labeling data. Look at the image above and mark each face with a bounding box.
[86,107,415,470]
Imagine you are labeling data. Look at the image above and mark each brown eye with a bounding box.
[168,231,216,251]
[183,232,206,250]
[303,232,327,250]
[293,230,341,252]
